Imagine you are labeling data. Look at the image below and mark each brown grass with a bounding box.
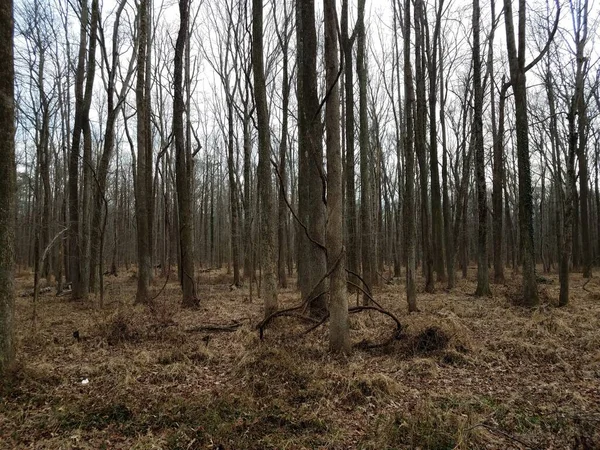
[2,267,600,449]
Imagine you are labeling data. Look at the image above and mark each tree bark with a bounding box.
[174,0,197,306]
[426,0,446,283]
[357,0,375,304]
[296,0,327,314]
[403,0,418,312]
[503,0,538,306]
[253,0,278,319]
[324,0,349,353]
[341,0,359,291]
[473,0,491,296]
[415,0,434,293]
[134,0,153,304]
[0,0,16,375]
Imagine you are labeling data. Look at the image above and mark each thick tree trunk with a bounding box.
[0,0,16,375]
[296,0,327,314]
[134,0,153,304]
[503,0,538,306]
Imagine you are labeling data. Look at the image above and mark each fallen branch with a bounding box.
[21,286,52,298]
[463,423,539,450]
[257,289,328,339]
[185,322,243,333]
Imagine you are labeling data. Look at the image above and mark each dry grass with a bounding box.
[2,267,600,449]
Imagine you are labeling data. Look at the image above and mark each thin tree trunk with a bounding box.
[342,0,358,290]
[415,0,434,293]
[403,0,417,312]
[357,0,375,304]
[253,0,278,319]
[174,0,197,306]
[324,0,349,353]
[473,0,491,296]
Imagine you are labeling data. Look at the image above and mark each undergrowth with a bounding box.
[2,268,599,449]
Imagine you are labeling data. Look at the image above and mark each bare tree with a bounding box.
[134,0,154,304]
[403,0,417,312]
[296,0,327,315]
[69,0,99,300]
[341,0,359,291]
[90,0,136,293]
[273,0,293,289]
[324,0,349,353]
[502,0,559,305]
[473,0,491,296]
[0,0,16,375]
[415,0,434,293]
[357,0,375,303]
[174,0,197,306]
[253,0,278,318]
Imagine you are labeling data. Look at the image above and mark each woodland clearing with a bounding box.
[1,267,600,449]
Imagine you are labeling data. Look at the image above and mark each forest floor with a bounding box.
[2,266,600,449]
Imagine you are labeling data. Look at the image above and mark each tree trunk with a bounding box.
[174,0,197,306]
[403,0,417,312]
[275,0,291,289]
[134,0,153,304]
[253,0,278,319]
[68,0,88,300]
[503,0,538,306]
[473,0,491,296]
[324,0,349,353]
[427,0,446,283]
[357,0,375,304]
[296,0,327,314]
[342,0,359,291]
[0,0,16,374]
[415,0,434,293]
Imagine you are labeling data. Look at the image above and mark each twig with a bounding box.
[346,268,373,298]
[346,280,384,309]
[256,250,343,338]
[479,423,539,449]
[377,270,393,284]
[270,157,327,254]
[185,322,242,333]
[151,269,171,302]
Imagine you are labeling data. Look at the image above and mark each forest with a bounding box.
[1,0,600,447]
